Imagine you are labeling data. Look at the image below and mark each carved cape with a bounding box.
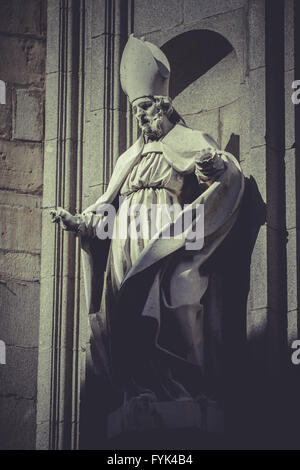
[80,123,245,399]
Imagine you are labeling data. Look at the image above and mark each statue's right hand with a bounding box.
[50,207,81,232]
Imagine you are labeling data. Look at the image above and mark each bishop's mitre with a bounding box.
[120,34,170,104]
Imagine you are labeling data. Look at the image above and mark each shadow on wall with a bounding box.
[162,30,240,156]
[165,29,270,446]
[206,176,266,447]
[161,30,233,99]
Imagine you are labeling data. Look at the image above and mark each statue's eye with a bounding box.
[141,102,152,110]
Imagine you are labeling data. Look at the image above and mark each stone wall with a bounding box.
[0,0,297,450]
[79,0,299,448]
[0,0,46,450]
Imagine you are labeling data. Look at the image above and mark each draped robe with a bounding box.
[79,123,245,407]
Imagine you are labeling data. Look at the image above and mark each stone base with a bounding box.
[106,427,226,450]
[108,397,224,440]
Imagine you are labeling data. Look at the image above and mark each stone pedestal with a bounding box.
[108,396,224,444]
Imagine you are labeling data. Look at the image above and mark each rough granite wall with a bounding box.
[80,0,299,448]
[0,0,46,450]
[0,0,297,450]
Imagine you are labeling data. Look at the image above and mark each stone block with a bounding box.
[0,36,45,86]
[0,107,11,140]
[84,111,105,187]
[284,0,294,71]
[0,346,38,398]
[241,146,267,202]
[0,191,41,210]
[36,348,53,424]
[249,225,268,310]
[0,251,40,282]
[287,228,298,314]
[0,140,43,193]
[285,148,296,230]
[0,80,6,105]
[82,184,107,211]
[38,279,54,348]
[0,204,41,253]
[91,0,106,38]
[55,347,76,419]
[84,49,92,114]
[0,0,45,36]
[287,309,298,346]
[45,72,59,141]
[39,307,80,433]
[42,140,58,208]
[173,51,239,115]
[13,89,43,141]
[248,0,265,70]
[266,147,287,232]
[247,308,268,342]
[90,35,105,111]
[183,109,220,147]
[249,67,266,148]
[0,280,40,348]
[84,1,92,50]
[112,109,128,164]
[0,86,11,139]
[145,8,246,79]
[247,308,268,368]
[35,421,51,450]
[220,98,240,151]
[0,396,36,450]
[134,0,182,35]
[46,1,60,74]
[39,210,57,281]
[183,0,245,24]
[239,83,251,159]
[266,226,286,313]
[85,107,127,188]
[285,70,296,150]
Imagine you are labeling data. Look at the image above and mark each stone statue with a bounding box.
[50,35,244,436]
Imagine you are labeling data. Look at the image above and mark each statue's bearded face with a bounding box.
[132,97,164,140]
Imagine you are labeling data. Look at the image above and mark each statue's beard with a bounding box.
[140,112,164,141]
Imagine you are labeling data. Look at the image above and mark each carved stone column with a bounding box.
[79,0,135,449]
[82,0,135,210]
[36,0,135,450]
[36,0,86,450]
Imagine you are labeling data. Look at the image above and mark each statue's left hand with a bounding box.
[50,207,82,232]
[195,149,225,184]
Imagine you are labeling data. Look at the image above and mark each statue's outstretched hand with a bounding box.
[195,149,225,185]
[50,207,82,232]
